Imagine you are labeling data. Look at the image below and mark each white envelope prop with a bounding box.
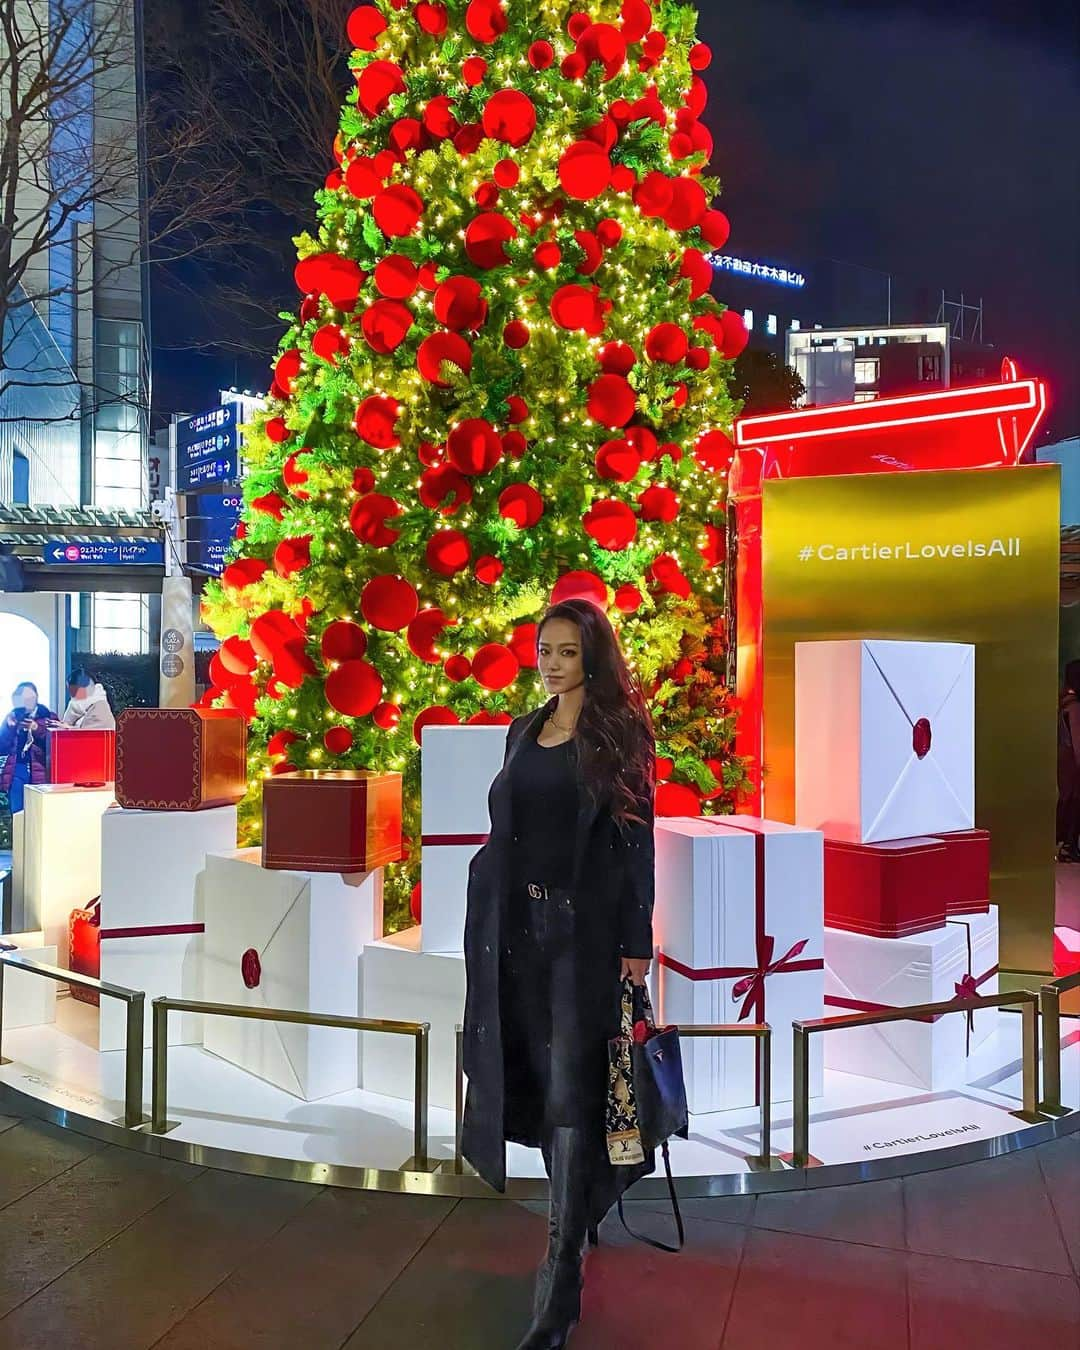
[796,639,975,844]
[202,849,383,1101]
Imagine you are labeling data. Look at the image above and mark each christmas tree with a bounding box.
[201,0,751,927]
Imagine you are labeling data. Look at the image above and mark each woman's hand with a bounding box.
[621,956,651,987]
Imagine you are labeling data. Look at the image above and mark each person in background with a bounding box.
[1057,659,1080,861]
[0,682,56,815]
[60,669,115,732]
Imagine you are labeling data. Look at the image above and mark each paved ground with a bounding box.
[0,1107,1075,1349]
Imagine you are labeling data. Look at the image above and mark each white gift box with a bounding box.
[823,906,1000,1090]
[97,805,238,1051]
[420,725,507,954]
[360,926,465,1111]
[655,817,824,1113]
[22,784,114,964]
[10,810,25,932]
[795,639,975,844]
[1,932,57,1028]
[202,849,383,1101]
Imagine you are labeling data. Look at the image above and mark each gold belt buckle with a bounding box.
[527,883,545,900]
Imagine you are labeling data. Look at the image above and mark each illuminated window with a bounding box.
[854,358,879,385]
[742,309,754,331]
[790,319,801,331]
[766,314,777,336]
[853,391,878,402]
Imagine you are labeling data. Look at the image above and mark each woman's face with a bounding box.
[538,618,585,694]
[17,686,37,712]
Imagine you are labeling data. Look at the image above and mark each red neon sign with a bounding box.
[728,371,1049,813]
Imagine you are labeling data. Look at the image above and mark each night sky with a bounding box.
[152,0,1080,441]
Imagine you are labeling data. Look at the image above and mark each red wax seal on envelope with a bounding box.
[241,949,262,989]
[912,717,932,759]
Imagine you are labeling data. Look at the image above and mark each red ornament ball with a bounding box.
[551,570,607,608]
[219,635,257,674]
[503,320,530,349]
[567,12,591,40]
[558,141,612,201]
[474,181,499,209]
[361,298,413,354]
[551,284,606,335]
[425,529,472,576]
[719,309,750,358]
[583,498,638,550]
[665,176,708,232]
[311,324,349,364]
[356,60,405,118]
[498,482,544,528]
[222,558,268,590]
[264,418,289,445]
[610,164,636,193]
[324,726,354,756]
[419,462,472,514]
[615,583,643,613]
[595,438,641,482]
[424,94,458,140]
[506,395,529,424]
[273,535,313,577]
[444,654,472,682]
[447,418,502,475]
[374,702,402,730]
[645,323,689,364]
[494,158,520,188]
[374,254,419,299]
[638,485,680,522]
[528,40,554,69]
[353,465,376,494]
[472,643,520,691]
[700,209,731,250]
[373,185,424,237]
[509,622,539,668]
[347,6,387,50]
[462,56,488,86]
[534,241,562,270]
[475,554,504,585]
[573,230,603,275]
[620,0,652,43]
[598,341,636,374]
[502,430,528,459]
[321,620,367,662]
[689,42,713,71]
[267,729,299,758]
[407,607,451,662]
[561,51,587,80]
[464,212,517,268]
[680,247,713,301]
[410,883,422,923]
[325,660,383,717]
[699,523,726,568]
[414,1,448,36]
[587,374,636,427]
[656,781,702,817]
[417,331,473,385]
[434,275,488,330]
[482,90,536,147]
[252,490,286,518]
[354,395,400,448]
[349,493,402,548]
[465,0,506,43]
[578,22,628,81]
[361,574,419,631]
[413,705,461,746]
[655,756,675,781]
[634,170,673,218]
[274,348,301,395]
[596,218,623,248]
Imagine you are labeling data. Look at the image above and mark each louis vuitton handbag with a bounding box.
[606,976,688,1252]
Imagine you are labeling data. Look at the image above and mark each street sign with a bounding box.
[43,540,165,566]
[183,492,243,575]
[176,404,240,491]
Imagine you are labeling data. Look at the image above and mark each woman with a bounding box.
[462,599,657,1350]
[0,682,56,814]
[60,669,115,731]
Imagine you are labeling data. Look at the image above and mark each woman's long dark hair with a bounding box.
[537,599,655,828]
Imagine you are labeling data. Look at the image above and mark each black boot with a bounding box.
[517,1127,591,1350]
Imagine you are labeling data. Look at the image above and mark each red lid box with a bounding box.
[931,829,991,915]
[116,707,247,811]
[49,728,116,785]
[262,770,403,873]
[68,899,101,1006]
[825,836,949,938]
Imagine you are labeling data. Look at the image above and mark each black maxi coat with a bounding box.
[461,697,656,1208]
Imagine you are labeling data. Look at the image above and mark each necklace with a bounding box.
[548,711,578,734]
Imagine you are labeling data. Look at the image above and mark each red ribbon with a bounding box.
[99,923,205,940]
[420,833,489,846]
[949,917,998,1052]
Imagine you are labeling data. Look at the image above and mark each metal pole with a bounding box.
[757,1030,771,1165]
[0,959,8,1066]
[1038,985,1065,1115]
[151,999,169,1133]
[454,1025,464,1175]
[123,993,145,1128]
[1020,998,1040,1122]
[412,1023,429,1171]
[792,1025,811,1167]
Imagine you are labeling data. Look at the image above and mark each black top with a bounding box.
[509,733,579,888]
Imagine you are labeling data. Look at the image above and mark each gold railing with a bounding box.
[790,989,1043,1167]
[1038,969,1080,1116]
[451,1021,781,1175]
[148,997,435,1171]
[0,953,147,1129]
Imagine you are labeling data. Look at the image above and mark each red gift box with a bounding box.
[262,770,402,873]
[69,898,101,1006]
[931,830,991,915]
[49,728,116,785]
[824,836,949,938]
[116,707,247,811]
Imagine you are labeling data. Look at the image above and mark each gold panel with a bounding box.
[761,465,1060,978]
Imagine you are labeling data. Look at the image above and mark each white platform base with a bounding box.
[360,926,465,1110]
[10,810,25,932]
[1,932,57,1028]
[2,991,1075,1183]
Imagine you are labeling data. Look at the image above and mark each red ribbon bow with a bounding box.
[954,973,979,1000]
[731,935,811,1022]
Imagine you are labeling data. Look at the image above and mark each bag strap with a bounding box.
[615,1141,685,1253]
